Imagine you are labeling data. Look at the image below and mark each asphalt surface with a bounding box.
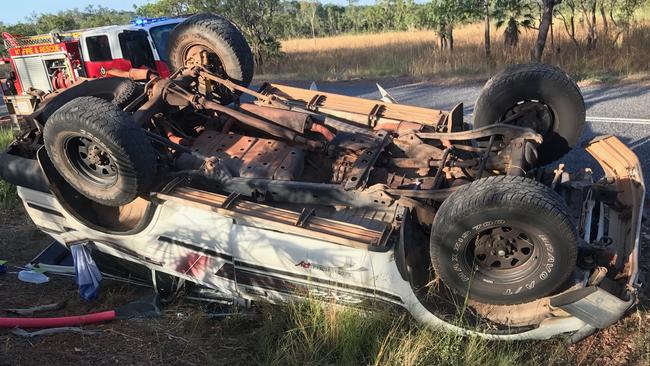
[291,79,650,190]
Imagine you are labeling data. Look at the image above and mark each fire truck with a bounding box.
[0,16,187,123]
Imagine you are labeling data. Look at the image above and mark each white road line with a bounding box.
[467,113,650,125]
[587,116,650,125]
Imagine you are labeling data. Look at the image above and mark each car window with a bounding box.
[85,35,112,61]
[119,30,156,69]
[149,24,177,63]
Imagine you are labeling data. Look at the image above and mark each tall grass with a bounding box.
[0,127,17,210]
[259,22,650,81]
[257,298,569,366]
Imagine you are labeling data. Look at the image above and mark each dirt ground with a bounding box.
[0,209,260,366]
[0,203,648,366]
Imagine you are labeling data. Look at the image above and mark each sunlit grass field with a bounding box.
[259,21,650,82]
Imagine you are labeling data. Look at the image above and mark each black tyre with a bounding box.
[168,13,254,104]
[430,176,577,305]
[44,96,156,206]
[473,63,585,165]
[107,78,142,109]
[34,77,142,124]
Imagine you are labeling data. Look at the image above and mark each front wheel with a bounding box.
[44,96,156,206]
[430,176,577,305]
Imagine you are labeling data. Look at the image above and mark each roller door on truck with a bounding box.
[12,56,51,93]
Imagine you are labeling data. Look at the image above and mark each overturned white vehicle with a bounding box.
[0,14,644,341]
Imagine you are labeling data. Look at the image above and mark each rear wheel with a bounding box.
[473,63,585,165]
[430,176,577,305]
[167,14,254,104]
[44,96,156,206]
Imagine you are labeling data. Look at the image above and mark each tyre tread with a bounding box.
[44,96,156,206]
[431,175,578,304]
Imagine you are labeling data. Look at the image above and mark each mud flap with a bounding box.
[396,208,430,288]
[550,286,635,328]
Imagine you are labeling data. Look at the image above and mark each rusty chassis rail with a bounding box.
[128,67,548,209]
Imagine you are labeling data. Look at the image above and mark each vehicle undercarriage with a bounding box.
[0,14,644,341]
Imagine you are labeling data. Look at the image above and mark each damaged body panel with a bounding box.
[0,14,644,342]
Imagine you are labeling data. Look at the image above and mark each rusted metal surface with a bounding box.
[106,68,153,81]
[238,103,310,134]
[416,124,543,143]
[343,132,392,190]
[191,130,304,180]
[198,69,282,106]
[261,83,447,127]
[158,83,324,150]
[374,121,423,134]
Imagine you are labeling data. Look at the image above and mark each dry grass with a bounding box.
[259,22,650,82]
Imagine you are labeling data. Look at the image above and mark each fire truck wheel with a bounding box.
[167,14,254,104]
[430,176,577,305]
[44,96,156,207]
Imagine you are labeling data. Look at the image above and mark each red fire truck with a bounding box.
[1,16,186,121]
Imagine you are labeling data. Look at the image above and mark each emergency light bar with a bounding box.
[131,17,169,26]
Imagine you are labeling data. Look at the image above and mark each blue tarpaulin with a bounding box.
[71,244,102,301]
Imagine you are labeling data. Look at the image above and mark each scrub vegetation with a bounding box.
[261,21,650,81]
[3,1,650,81]
[255,296,649,365]
[257,299,532,366]
[0,128,17,210]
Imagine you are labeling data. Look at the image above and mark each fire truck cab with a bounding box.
[1,17,186,122]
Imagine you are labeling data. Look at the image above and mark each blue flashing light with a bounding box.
[131,17,169,26]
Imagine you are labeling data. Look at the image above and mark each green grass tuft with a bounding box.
[0,127,18,210]
[256,298,573,366]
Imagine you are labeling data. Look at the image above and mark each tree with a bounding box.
[135,0,192,16]
[212,0,284,65]
[556,0,580,48]
[555,0,645,49]
[299,1,320,38]
[138,0,285,65]
[494,0,536,47]
[484,0,492,57]
[577,0,599,48]
[420,0,476,51]
[532,0,560,62]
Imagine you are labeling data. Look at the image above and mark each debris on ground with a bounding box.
[4,302,64,316]
[17,269,49,284]
[10,327,100,338]
[70,243,102,301]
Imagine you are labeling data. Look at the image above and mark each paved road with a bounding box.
[291,79,649,189]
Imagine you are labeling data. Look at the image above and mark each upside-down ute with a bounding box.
[0,14,644,341]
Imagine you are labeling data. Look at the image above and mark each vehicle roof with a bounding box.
[81,17,186,37]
